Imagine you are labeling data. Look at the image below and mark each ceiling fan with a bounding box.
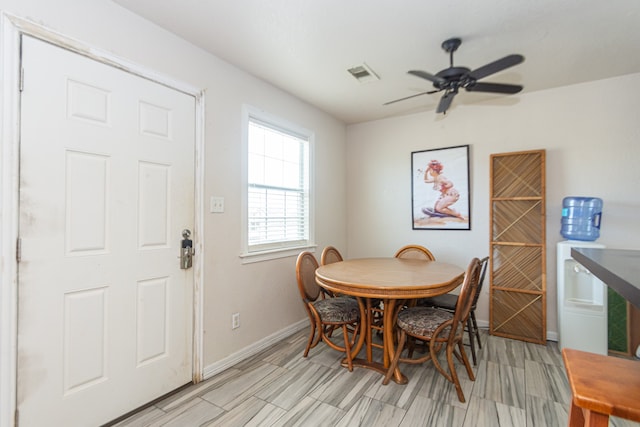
[385,38,524,114]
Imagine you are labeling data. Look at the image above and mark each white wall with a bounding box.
[346,73,640,336]
[0,0,347,368]
[2,0,638,373]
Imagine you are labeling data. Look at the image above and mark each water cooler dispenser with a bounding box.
[557,241,607,354]
[557,196,606,354]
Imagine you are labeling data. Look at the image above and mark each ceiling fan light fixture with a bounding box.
[347,63,380,83]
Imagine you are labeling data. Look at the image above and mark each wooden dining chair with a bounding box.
[320,246,344,297]
[395,244,436,312]
[383,257,481,403]
[320,245,343,265]
[296,251,363,371]
[418,256,489,365]
[394,244,436,261]
[370,245,435,339]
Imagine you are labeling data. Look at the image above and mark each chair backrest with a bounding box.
[296,251,321,302]
[450,257,481,341]
[321,246,343,265]
[471,256,490,309]
[394,244,436,261]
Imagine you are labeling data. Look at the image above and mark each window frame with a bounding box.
[240,105,315,263]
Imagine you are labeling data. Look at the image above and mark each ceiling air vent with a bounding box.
[347,63,379,83]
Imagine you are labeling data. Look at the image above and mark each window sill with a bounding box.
[239,245,317,264]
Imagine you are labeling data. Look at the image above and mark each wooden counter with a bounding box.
[563,348,640,426]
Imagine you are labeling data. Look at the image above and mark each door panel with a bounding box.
[17,36,195,426]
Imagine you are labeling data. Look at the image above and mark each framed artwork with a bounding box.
[411,144,470,230]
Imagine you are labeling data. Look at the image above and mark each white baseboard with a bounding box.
[204,317,559,380]
[203,319,308,380]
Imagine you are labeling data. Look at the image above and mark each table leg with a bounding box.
[352,297,367,358]
[582,411,609,427]
[568,399,585,427]
[568,398,609,427]
[383,299,407,384]
[365,298,373,362]
[339,298,406,384]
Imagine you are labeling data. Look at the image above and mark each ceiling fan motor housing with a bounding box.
[434,66,472,89]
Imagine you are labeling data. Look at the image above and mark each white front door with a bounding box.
[17,36,195,426]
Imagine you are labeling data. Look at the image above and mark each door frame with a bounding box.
[0,12,205,427]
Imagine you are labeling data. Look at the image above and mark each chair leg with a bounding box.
[471,311,482,349]
[342,324,354,372]
[383,330,406,385]
[407,336,416,357]
[446,344,466,403]
[303,321,317,357]
[430,338,475,403]
[458,340,475,381]
[466,317,477,366]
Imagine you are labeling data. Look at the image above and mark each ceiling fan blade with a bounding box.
[408,70,446,85]
[383,89,439,106]
[436,90,456,114]
[468,54,524,80]
[466,82,523,94]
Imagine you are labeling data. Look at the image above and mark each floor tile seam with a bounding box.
[143,397,215,427]
[199,376,285,414]
[111,405,168,427]
[236,361,296,399]
[301,394,349,424]
[362,395,411,426]
[522,354,568,407]
[342,393,408,425]
[166,382,233,408]
[523,357,570,403]
[522,349,564,367]
[240,394,286,425]
[258,381,332,415]
[471,389,525,413]
[475,343,527,409]
[217,394,290,425]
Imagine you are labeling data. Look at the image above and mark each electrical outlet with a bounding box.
[231,312,240,329]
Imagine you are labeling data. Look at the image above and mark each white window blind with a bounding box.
[247,117,310,252]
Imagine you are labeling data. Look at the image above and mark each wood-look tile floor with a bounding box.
[113,329,640,427]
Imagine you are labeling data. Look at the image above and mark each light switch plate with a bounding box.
[210,196,224,213]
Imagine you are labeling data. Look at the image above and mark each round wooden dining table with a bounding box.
[315,257,465,384]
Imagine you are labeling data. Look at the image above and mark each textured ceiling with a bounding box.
[113,0,640,124]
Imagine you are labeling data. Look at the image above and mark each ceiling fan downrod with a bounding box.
[442,38,462,67]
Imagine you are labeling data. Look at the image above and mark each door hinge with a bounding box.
[16,237,21,263]
[19,67,24,92]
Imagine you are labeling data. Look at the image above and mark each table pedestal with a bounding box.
[340,298,408,384]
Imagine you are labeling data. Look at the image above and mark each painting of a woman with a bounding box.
[412,145,470,230]
[423,159,465,219]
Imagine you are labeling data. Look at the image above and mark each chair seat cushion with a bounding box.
[419,293,458,310]
[312,296,360,323]
[397,306,453,337]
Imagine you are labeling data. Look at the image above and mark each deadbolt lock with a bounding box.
[180,229,193,269]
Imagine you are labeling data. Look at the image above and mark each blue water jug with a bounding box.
[561,197,603,241]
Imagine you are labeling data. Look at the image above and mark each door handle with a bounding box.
[180,229,193,269]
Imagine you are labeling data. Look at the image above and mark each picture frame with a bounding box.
[411,144,470,230]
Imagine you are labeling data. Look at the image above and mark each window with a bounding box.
[241,106,313,261]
